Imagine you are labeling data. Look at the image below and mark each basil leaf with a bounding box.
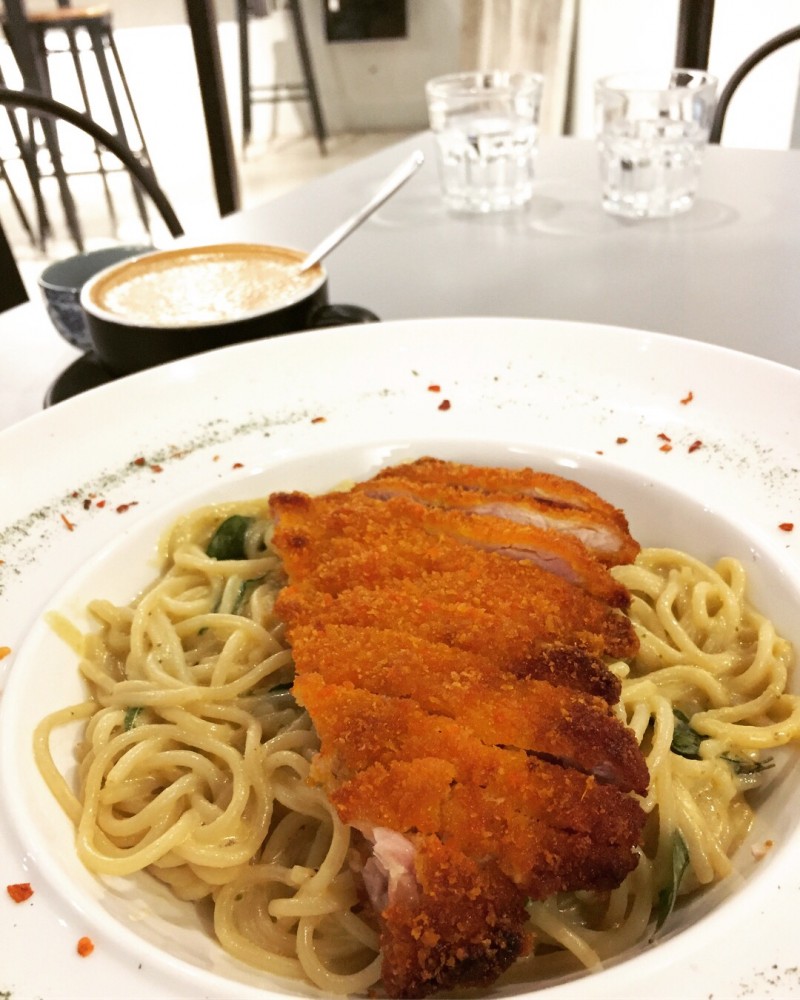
[672,710,774,775]
[653,831,690,934]
[206,515,254,560]
[123,706,143,731]
[671,709,705,759]
[721,753,775,775]
[232,575,266,615]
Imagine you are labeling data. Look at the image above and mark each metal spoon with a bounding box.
[298,149,425,272]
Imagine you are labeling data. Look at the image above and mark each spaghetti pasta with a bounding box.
[34,499,800,995]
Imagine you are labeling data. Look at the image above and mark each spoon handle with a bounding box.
[299,149,425,272]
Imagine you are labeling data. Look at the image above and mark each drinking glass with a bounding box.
[425,70,544,213]
[595,70,717,219]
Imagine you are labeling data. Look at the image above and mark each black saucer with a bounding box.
[44,351,118,407]
[43,304,382,408]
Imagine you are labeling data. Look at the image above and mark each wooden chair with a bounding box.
[709,26,800,143]
[0,85,183,314]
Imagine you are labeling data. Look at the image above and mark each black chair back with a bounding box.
[0,85,184,313]
[710,26,800,143]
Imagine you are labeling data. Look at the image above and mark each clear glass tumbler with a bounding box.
[425,70,544,213]
[595,70,718,219]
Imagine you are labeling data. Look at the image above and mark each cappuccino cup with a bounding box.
[80,242,374,375]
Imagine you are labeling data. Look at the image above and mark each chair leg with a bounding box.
[287,0,327,155]
[87,20,150,235]
[238,0,253,149]
[0,154,37,245]
[65,23,119,237]
[30,31,85,251]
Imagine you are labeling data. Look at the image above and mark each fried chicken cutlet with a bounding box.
[269,490,631,608]
[266,459,649,998]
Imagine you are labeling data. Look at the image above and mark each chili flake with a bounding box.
[616,437,628,445]
[96,500,106,509]
[150,464,163,473]
[232,462,244,469]
[688,440,703,453]
[7,882,33,903]
[657,432,671,442]
[115,502,139,514]
[311,416,326,424]
[680,390,694,405]
[60,512,76,531]
[133,457,146,466]
[77,936,94,957]
[0,646,12,660]
[428,384,441,393]
[659,443,673,453]
[779,522,794,532]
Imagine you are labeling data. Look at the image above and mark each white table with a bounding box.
[4,133,800,432]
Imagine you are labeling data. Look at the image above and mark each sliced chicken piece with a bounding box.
[294,674,645,893]
[371,832,531,999]
[278,587,622,702]
[356,475,639,566]
[289,624,648,794]
[373,456,629,522]
[269,491,630,609]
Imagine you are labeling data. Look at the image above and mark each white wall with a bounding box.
[571,0,800,148]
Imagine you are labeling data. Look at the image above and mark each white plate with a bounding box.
[2,317,800,1000]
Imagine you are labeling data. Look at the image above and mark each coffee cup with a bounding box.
[39,243,154,352]
[80,241,377,375]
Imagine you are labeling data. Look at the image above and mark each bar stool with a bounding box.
[15,3,153,250]
[237,0,327,154]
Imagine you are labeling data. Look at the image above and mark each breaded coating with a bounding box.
[289,624,648,793]
[379,836,531,999]
[267,459,649,999]
[269,491,630,609]
[356,475,640,566]
[294,675,645,894]
[373,456,629,522]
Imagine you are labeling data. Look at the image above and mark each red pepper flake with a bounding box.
[70,490,80,498]
[680,390,694,405]
[657,432,671,442]
[311,416,326,424]
[688,439,703,453]
[616,437,628,445]
[60,512,76,531]
[0,646,11,661]
[779,522,794,532]
[115,502,139,514]
[133,457,146,466]
[76,936,94,957]
[232,462,244,470]
[659,443,673,453]
[427,384,441,393]
[438,399,451,411]
[7,882,33,903]
[150,464,163,473]
[96,500,106,509]
[595,450,604,455]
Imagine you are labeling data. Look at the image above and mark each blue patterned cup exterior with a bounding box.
[39,244,154,353]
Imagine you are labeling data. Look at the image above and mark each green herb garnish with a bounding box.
[206,515,254,560]
[123,706,143,731]
[653,830,690,935]
[671,709,704,759]
[671,709,773,774]
[232,575,266,615]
